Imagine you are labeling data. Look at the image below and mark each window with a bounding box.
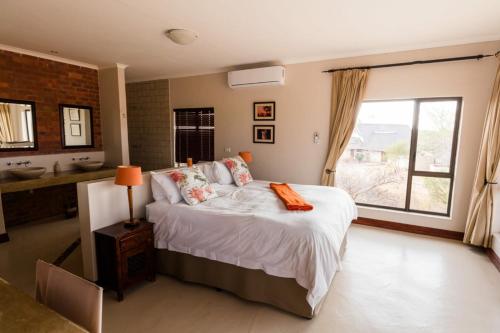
[174,108,214,164]
[336,98,461,216]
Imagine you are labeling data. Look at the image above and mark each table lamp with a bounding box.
[238,151,253,164]
[115,165,143,227]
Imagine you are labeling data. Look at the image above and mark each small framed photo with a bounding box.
[253,102,275,121]
[69,108,80,121]
[70,123,81,136]
[253,125,275,144]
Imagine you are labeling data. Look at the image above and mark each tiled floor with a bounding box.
[0,218,83,295]
[1,220,499,332]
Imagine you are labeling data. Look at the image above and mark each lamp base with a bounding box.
[123,218,142,229]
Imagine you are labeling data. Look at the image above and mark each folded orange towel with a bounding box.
[269,183,314,211]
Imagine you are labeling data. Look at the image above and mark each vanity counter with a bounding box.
[0,168,116,194]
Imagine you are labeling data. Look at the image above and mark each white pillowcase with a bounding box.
[196,162,217,183]
[212,161,234,185]
[150,171,182,204]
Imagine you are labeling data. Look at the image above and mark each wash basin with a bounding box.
[75,161,104,172]
[9,167,47,179]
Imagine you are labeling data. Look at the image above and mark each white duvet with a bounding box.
[146,180,357,310]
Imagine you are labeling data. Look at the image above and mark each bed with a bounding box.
[146,180,357,318]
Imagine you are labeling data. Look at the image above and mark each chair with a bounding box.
[35,259,50,303]
[35,260,103,333]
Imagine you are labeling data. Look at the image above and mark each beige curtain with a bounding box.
[0,104,14,143]
[321,69,368,186]
[464,53,500,247]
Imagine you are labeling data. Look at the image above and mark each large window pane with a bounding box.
[336,101,414,209]
[409,176,451,214]
[414,101,457,173]
[336,97,460,217]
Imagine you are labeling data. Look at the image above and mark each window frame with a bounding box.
[348,97,462,217]
[173,107,215,165]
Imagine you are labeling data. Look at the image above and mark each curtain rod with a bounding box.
[322,51,500,73]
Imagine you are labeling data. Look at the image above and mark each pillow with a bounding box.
[150,175,166,201]
[223,156,253,186]
[196,162,217,183]
[212,161,234,185]
[150,171,182,204]
[169,166,218,205]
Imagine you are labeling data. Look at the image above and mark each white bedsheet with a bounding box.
[146,180,357,310]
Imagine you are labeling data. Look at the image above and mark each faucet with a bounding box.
[13,160,31,167]
[72,156,90,161]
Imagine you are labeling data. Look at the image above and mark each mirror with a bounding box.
[59,104,94,148]
[0,99,37,150]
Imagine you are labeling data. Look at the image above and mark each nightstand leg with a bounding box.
[117,290,124,301]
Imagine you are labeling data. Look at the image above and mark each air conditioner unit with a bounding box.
[228,66,285,89]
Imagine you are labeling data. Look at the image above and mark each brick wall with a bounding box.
[126,79,172,171]
[0,50,102,157]
[2,184,77,227]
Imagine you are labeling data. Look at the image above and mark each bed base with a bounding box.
[156,233,348,318]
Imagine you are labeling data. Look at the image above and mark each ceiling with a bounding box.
[1,0,499,82]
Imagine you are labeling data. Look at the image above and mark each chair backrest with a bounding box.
[35,259,51,303]
[35,259,103,333]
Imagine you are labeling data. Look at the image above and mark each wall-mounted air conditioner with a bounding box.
[228,66,285,89]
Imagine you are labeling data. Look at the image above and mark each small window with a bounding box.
[174,108,214,164]
[336,97,461,216]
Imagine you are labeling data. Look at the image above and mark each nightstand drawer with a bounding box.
[120,231,152,252]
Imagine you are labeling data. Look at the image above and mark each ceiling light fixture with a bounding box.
[165,29,199,45]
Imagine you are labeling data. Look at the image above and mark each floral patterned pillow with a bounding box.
[169,166,218,205]
[223,156,253,186]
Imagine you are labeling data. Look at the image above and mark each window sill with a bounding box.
[356,204,452,221]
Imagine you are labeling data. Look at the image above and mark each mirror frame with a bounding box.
[0,98,38,152]
[59,104,94,149]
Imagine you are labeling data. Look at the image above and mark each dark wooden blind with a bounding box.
[174,108,214,164]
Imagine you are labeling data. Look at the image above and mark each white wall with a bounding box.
[0,151,105,179]
[170,41,500,232]
[494,187,500,253]
[492,233,500,258]
[0,195,7,235]
[78,172,156,281]
[0,151,105,235]
[490,67,500,252]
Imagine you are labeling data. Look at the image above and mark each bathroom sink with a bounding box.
[9,167,47,179]
[75,161,104,172]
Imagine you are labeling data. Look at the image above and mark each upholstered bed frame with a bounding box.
[155,233,349,318]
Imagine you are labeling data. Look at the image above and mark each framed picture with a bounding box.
[253,125,275,144]
[70,123,81,136]
[253,102,275,121]
[69,108,80,121]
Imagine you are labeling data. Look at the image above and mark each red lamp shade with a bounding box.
[239,151,253,164]
[115,166,143,186]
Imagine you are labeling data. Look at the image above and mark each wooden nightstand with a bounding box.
[94,221,155,301]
